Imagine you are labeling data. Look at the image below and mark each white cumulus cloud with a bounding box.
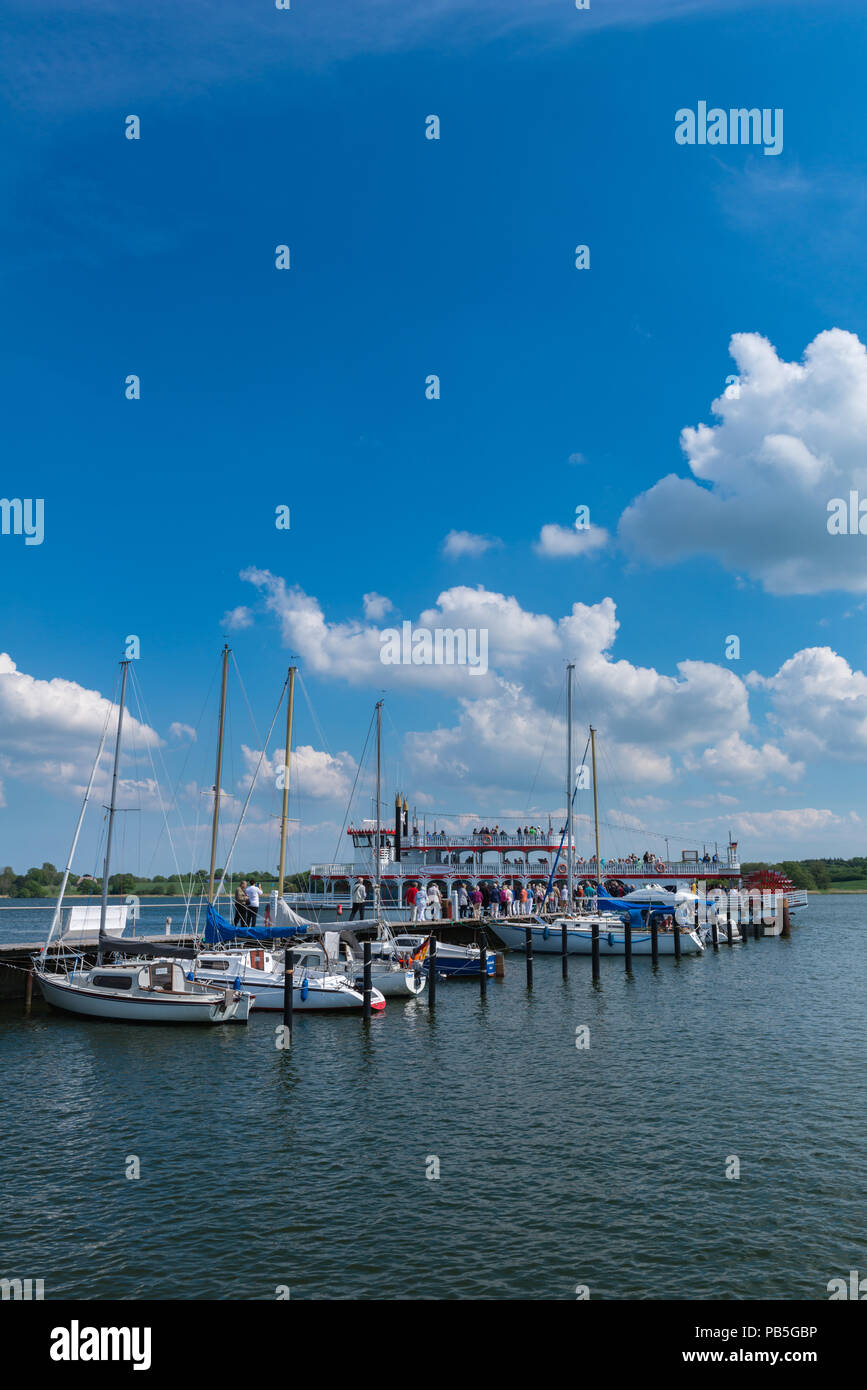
[619,328,867,594]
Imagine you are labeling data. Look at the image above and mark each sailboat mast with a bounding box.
[375,699,383,919]
[590,724,601,889]
[97,660,129,963]
[208,643,230,904]
[277,666,296,897]
[567,663,574,909]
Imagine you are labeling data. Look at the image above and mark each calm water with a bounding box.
[1,896,865,1300]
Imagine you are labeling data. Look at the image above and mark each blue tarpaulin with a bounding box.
[204,902,308,944]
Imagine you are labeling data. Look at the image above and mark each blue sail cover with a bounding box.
[204,902,308,945]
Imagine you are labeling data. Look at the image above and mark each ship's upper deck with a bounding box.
[309,824,741,881]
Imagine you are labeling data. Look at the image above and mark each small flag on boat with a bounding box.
[411,936,431,964]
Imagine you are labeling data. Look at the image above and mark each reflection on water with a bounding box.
[1,897,865,1299]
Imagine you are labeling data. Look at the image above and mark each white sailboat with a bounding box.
[494,687,704,958]
[193,944,386,1012]
[193,658,382,1011]
[359,700,426,997]
[34,659,252,1024]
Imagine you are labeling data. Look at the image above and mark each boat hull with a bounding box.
[35,970,249,1023]
[492,920,704,956]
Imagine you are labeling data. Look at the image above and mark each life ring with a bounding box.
[482,834,492,846]
[557,864,566,875]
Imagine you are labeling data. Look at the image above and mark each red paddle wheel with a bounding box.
[744,867,796,899]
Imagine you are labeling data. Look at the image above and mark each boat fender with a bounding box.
[608,932,616,947]
[234,976,242,990]
[186,971,194,981]
[300,977,309,1001]
[542,925,549,941]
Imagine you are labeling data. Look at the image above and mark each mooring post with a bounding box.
[282,952,294,1042]
[651,914,659,965]
[624,919,632,972]
[478,928,488,997]
[561,922,568,979]
[24,967,33,1014]
[591,921,600,981]
[525,925,533,988]
[673,915,681,960]
[428,933,437,1009]
[711,915,719,950]
[781,898,791,939]
[363,940,372,1020]
[727,916,734,947]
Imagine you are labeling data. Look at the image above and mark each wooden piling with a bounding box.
[591,921,600,980]
[781,898,791,938]
[561,923,568,979]
[726,917,734,948]
[282,954,294,1040]
[673,916,681,960]
[478,929,488,997]
[525,926,533,988]
[24,967,33,1014]
[624,920,632,972]
[651,914,658,964]
[711,916,719,950]
[363,940,372,1020]
[428,933,437,1009]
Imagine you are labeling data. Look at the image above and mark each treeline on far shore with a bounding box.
[741,859,867,892]
[0,863,311,899]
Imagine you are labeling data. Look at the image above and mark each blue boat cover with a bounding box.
[204,902,308,944]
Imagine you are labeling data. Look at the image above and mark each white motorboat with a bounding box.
[375,932,495,978]
[35,958,251,1023]
[308,931,425,998]
[193,946,385,1012]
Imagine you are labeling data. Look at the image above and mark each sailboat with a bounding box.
[34,659,252,1023]
[193,658,383,1011]
[348,699,425,997]
[493,672,704,957]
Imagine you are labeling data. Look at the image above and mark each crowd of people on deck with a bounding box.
[397,878,607,921]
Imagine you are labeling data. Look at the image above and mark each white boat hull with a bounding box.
[36,969,250,1023]
[493,918,704,956]
[364,967,425,998]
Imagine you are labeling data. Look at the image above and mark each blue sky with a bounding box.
[2,0,867,878]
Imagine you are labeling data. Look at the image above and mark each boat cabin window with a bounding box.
[139,962,178,992]
[92,973,133,990]
[200,958,230,971]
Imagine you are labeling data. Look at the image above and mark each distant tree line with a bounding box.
[0,863,310,899]
[741,859,847,891]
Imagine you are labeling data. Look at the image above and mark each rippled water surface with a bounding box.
[1,897,865,1299]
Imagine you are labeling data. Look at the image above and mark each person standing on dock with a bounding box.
[350,879,367,921]
[406,882,422,922]
[245,878,261,930]
[471,886,482,919]
[234,880,250,928]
